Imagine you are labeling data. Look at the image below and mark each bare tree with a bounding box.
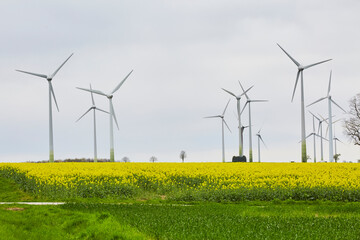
[180,150,187,163]
[344,94,360,145]
[149,156,158,163]
[121,156,130,163]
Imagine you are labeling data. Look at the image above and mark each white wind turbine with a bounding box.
[307,111,327,163]
[222,83,253,157]
[316,114,330,161]
[307,71,346,162]
[76,84,109,162]
[333,124,343,161]
[277,44,332,162]
[16,53,73,162]
[205,99,231,163]
[255,129,266,162]
[77,70,133,162]
[239,83,268,162]
[306,111,327,162]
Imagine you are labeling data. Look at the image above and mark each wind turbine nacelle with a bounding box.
[298,65,304,70]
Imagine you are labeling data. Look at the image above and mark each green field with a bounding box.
[1,176,360,239]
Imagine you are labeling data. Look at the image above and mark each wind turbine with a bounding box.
[222,83,253,157]
[307,71,346,162]
[255,129,266,162]
[76,84,109,162]
[77,70,133,162]
[316,114,330,161]
[333,124,343,161]
[277,43,332,162]
[205,99,231,162]
[239,83,268,162]
[307,111,327,163]
[306,111,327,162]
[16,53,73,162]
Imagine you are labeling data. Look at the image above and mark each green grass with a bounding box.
[1,176,360,239]
[64,201,360,240]
[0,204,149,240]
[0,176,34,202]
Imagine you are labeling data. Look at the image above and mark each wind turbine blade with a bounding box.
[308,111,320,121]
[90,84,95,105]
[259,136,267,148]
[305,133,313,139]
[76,107,92,122]
[327,71,332,97]
[110,101,119,130]
[95,108,109,114]
[303,59,332,70]
[221,88,237,98]
[336,138,343,144]
[249,100,268,103]
[291,70,300,102]
[331,99,346,113]
[50,53,74,78]
[222,99,231,116]
[112,70,133,94]
[16,69,47,79]
[315,133,328,141]
[223,119,232,133]
[238,82,253,100]
[240,101,249,115]
[204,115,221,119]
[277,43,301,67]
[317,122,321,135]
[77,87,108,97]
[307,97,327,108]
[49,82,59,112]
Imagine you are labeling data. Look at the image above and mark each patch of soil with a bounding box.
[6,207,24,211]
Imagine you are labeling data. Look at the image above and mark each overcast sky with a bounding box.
[1,0,360,163]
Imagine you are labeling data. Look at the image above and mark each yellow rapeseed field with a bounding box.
[1,162,360,201]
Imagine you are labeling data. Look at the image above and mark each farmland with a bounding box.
[1,162,360,239]
[1,162,360,201]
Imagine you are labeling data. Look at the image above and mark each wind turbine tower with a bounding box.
[307,71,346,162]
[277,44,332,162]
[205,99,231,162]
[77,70,133,162]
[239,83,268,162]
[16,53,73,162]
[256,129,266,162]
[222,83,253,157]
[76,85,109,162]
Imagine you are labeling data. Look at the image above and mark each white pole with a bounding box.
[93,109,98,162]
[109,98,115,162]
[221,119,225,162]
[48,82,54,163]
[328,97,334,162]
[300,71,307,162]
[258,136,260,162]
[248,103,253,162]
[320,123,324,161]
[237,99,242,156]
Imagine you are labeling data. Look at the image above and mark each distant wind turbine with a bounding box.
[256,129,266,162]
[333,124,343,160]
[239,83,268,162]
[16,53,74,162]
[307,111,327,163]
[277,43,332,162]
[77,70,133,162]
[205,99,231,162]
[307,71,346,162]
[222,83,253,157]
[76,84,109,162]
[306,111,327,162]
